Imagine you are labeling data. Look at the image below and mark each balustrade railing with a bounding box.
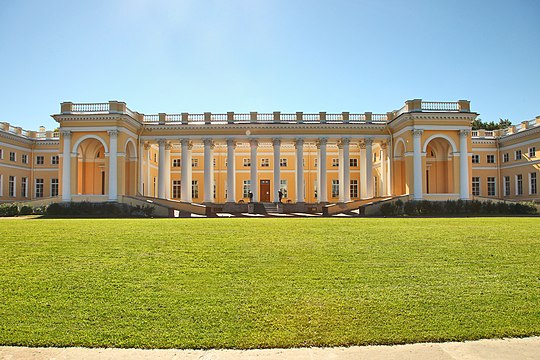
[233,113,250,122]
[143,114,159,122]
[349,114,366,122]
[302,114,319,122]
[372,114,387,122]
[421,101,459,111]
[72,103,110,112]
[165,114,182,122]
[280,113,296,122]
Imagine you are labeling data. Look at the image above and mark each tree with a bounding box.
[471,118,512,130]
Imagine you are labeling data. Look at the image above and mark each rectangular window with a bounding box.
[530,173,537,195]
[21,177,28,198]
[279,158,287,167]
[516,174,523,195]
[213,158,216,167]
[51,155,59,165]
[350,179,358,198]
[314,179,318,199]
[22,154,28,164]
[503,153,509,163]
[243,158,250,167]
[51,179,59,197]
[331,179,339,197]
[8,176,15,197]
[172,159,181,167]
[36,155,44,165]
[153,153,157,162]
[487,177,496,196]
[332,158,339,167]
[472,177,480,196]
[35,178,44,198]
[261,158,269,167]
[314,158,318,168]
[504,176,511,196]
[373,153,377,162]
[529,147,536,158]
[191,158,198,167]
[9,152,16,162]
[350,158,358,167]
[192,180,199,198]
[172,180,181,198]
[213,183,216,199]
[0,148,3,159]
[471,155,479,164]
[486,154,495,164]
[280,179,288,198]
[515,150,522,160]
[242,180,251,198]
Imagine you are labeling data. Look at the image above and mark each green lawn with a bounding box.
[1,218,539,349]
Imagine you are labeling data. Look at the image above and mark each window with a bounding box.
[471,155,479,164]
[529,147,536,158]
[8,176,15,197]
[172,159,181,167]
[280,179,288,198]
[280,158,287,167]
[213,158,216,167]
[35,178,44,198]
[242,180,251,198]
[350,180,358,198]
[191,158,198,167]
[516,174,523,195]
[314,158,318,168]
[504,176,510,196]
[487,177,496,196]
[515,150,522,160]
[0,148,3,159]
[486,154,495,164]
[243,158,250,167]
[530,173,537,195]
[21,177,28,198]
[213,183,216,199]
[332,158,339,167]
[472,177,480,196]
[36,155,44,165]
[192,180,199,198]
[0,174,2,196]
[261,158,269,167]
[350,158,358,167]
[9,152,16,162]
[51,179,59,197]
[172,180,181,198]
[153,153,157,162]
[51,156,59,165]
[332,179,339,197]
[314,179,318,199]
[373,153,377,162]
[22,154,28,164]
[503,153,509,163]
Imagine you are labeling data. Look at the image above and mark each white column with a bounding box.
[381,142,388,196]
[164,142,171,199]
[338,144,344,202]
[295,138,305,203]
[460,130,470,200]
[342,138,351,202]
[61,130,72,202]
[317,138,328,203]
[157,139,166,199]
[360,141,367,199]
[272,138,281,203]
[146,143,151,196]
[365,138,373,198]
[226,138,236,203]
[108,130,118,201]
[412,129,424,200]
[180,139,192,202]
[250,139,258,201]
[138,142,145,195]
[203,138,214,203]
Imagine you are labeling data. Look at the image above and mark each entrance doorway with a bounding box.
[260,180,270,202]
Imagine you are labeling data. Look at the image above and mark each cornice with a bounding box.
[0,130,33,145]
[498,125,540,143]
[471,139,497,145]
[53,113,143,130]
[388,112,477,130]
[142,123,388,132]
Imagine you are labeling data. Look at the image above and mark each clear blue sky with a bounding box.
[1,0,539,131]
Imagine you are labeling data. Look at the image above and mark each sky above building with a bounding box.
[0,0,539,131]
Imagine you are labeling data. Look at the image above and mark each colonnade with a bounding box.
[142,137,391,204]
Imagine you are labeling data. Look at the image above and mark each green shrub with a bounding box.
[0,204,19,217]
[395,199,537,217]
[380,202,397,216]
[45,202,155,218]
[19,205,33,215]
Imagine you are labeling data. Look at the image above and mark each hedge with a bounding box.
[379,199,537,216]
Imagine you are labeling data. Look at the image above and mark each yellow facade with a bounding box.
[1,100,539,208]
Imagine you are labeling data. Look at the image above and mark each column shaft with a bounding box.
[342,138,350,202]
[317,138,328,203]
[273,138,281,203]
[250,139,258,201]
[61,130,71,202]
[413,130,423,200]
[226,139,236,202]
[203,139,214,203]
[365,138,373,198]
[181,139,192,202]
[381,142,388,196]
[360,143,367,198]
[460,130,470,199]
[295,139,305,203]
[157,139,166,199]
[108,130,118,201]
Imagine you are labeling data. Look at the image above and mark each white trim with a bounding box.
[124,138,137,158]
[0,141,34,152]
[0,174,2,197]
[499,138,540,151]
[471,166,498,170]
[393,137,407,157]
[470,148,498,152]
[0,163,32,171]
[392,125,470,138]
[500,159,540,170]
[422,134,458,153]
[60,126,138,139]
[72,134,109,153]
[139,135,391,142]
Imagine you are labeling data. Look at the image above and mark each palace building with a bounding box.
[0,99,539,214]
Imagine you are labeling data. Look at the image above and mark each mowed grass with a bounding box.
[1,218,540,349]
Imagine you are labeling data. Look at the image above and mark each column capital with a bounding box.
[337,137,351,149]
[412,129,424,137]
[316,137,328,148]
[107,129,119,137]
[380,141,388,150]
[249,138,258,147]
[143,142,151,150]
[60,129,71,138]
[157,138,167,146]
[203,138,215,149]
[165,142,172,151]
[294,138,304,148]
[272,138,281,147]
[226,138,237,148]
[364,137,373,146]
[180,138,193,149]
[460,129,471,137]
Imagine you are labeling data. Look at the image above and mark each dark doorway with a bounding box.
[101,171,105,195]
[260,180,270,202]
